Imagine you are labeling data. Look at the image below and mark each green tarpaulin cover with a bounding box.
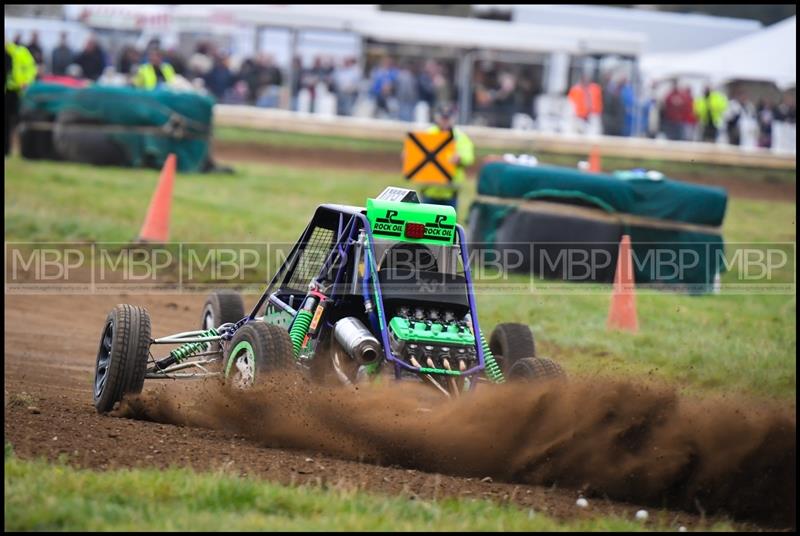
[22,82,214,172]
[469,162,729,293]
[477,162,728,227]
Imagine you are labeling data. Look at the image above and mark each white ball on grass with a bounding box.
[575,497,589,508]
[635,509,649,521]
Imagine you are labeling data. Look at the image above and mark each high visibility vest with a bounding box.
[568,83,602,119]
[420,125,475,200]
[693,92,728,128]
[133,62,176,90]
[5,42,37,93]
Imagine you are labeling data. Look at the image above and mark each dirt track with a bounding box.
[213,140,796,202]
[4,293,795,530]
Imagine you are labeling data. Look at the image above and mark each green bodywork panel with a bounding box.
[262,306,293,329]
[366,198,456,245]
[389,316,475,347]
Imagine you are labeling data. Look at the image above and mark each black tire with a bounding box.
[19,116,60,161]
[201,289,245,331]
[508,357,566,383]
[489,323,536,373]
[225,321,294,388]
[53,110,129,166]
[94,304,152,413]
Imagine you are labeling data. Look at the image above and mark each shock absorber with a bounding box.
[479,331,505,384]
[289,295,317,358]
[155,328,219,371]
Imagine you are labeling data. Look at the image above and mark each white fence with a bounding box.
[215,104,796,170]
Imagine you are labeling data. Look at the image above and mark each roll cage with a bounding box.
[241,200,490,381]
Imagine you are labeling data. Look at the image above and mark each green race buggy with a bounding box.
[93,188,564,412]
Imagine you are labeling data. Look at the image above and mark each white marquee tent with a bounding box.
[641,16,796,89]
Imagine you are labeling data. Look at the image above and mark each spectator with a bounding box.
[471,69,493,126]
[74,36,107,81]
[492,71,517,128]
[774,92,796,124]
[188,43,213,80]
[431,64,452,111]
[417,60,437,108]
[333,57,361,116]
[601,73,625,136]
[395,61,419,122]
[289,55,303,110]
[693,86,728,143]
[638,81,660,138]
[254,54,283,108]
[724,90,751,146]
[143,38,161,59]
[756,97,775,148]
[6,38,37,156]
[298,55,329,108]
[116,45,139,76]
[771,92,796,152]
[26,31,44,69]
[567,74,602,133]
[679,85,697,141]
[619,75,635,136]
[164,48,187,77]
[51,32,74,76]
[132,49,176,90]
[204,51,233,100]
[661,81,689,140]
[370,56,398,119]
[238,57,258,104]
[259,54,283,89]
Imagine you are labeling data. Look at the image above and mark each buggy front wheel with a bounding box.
[225,321,294,389]
[93,304,152,413]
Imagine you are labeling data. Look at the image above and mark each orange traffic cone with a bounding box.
[607,234,639,333]
[588,146,602,173]
[137,154,177,243]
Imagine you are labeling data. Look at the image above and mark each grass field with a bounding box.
[3,147,794,532]
[4,156,795,398]
[215,126,798,185]
[3,448,729,532]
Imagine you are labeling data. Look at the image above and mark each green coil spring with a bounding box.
[170,328,219,363]
[289,309,314,358]
[480,331,505,384]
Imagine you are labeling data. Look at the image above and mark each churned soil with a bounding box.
[4,293,795,530]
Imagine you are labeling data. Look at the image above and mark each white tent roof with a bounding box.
[493,4,762,54]
[641,16,796,89]
[172,5,645,56]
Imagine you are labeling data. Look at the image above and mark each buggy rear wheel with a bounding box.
[489,323,536,373]
[93,304,152,413]
[225,321,294,389]
[508,357,565,383]
[201,289,245,330]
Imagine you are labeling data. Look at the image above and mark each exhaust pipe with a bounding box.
[333,317,381,365]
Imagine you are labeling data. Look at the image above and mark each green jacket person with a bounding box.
[421,104,475,212]
[693,86,728,142]
[6,40,38,156]
[133,49,176,90]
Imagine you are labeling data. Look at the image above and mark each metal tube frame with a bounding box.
[142,206,488,387]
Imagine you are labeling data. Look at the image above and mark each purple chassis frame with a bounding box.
[241,209,487,383]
